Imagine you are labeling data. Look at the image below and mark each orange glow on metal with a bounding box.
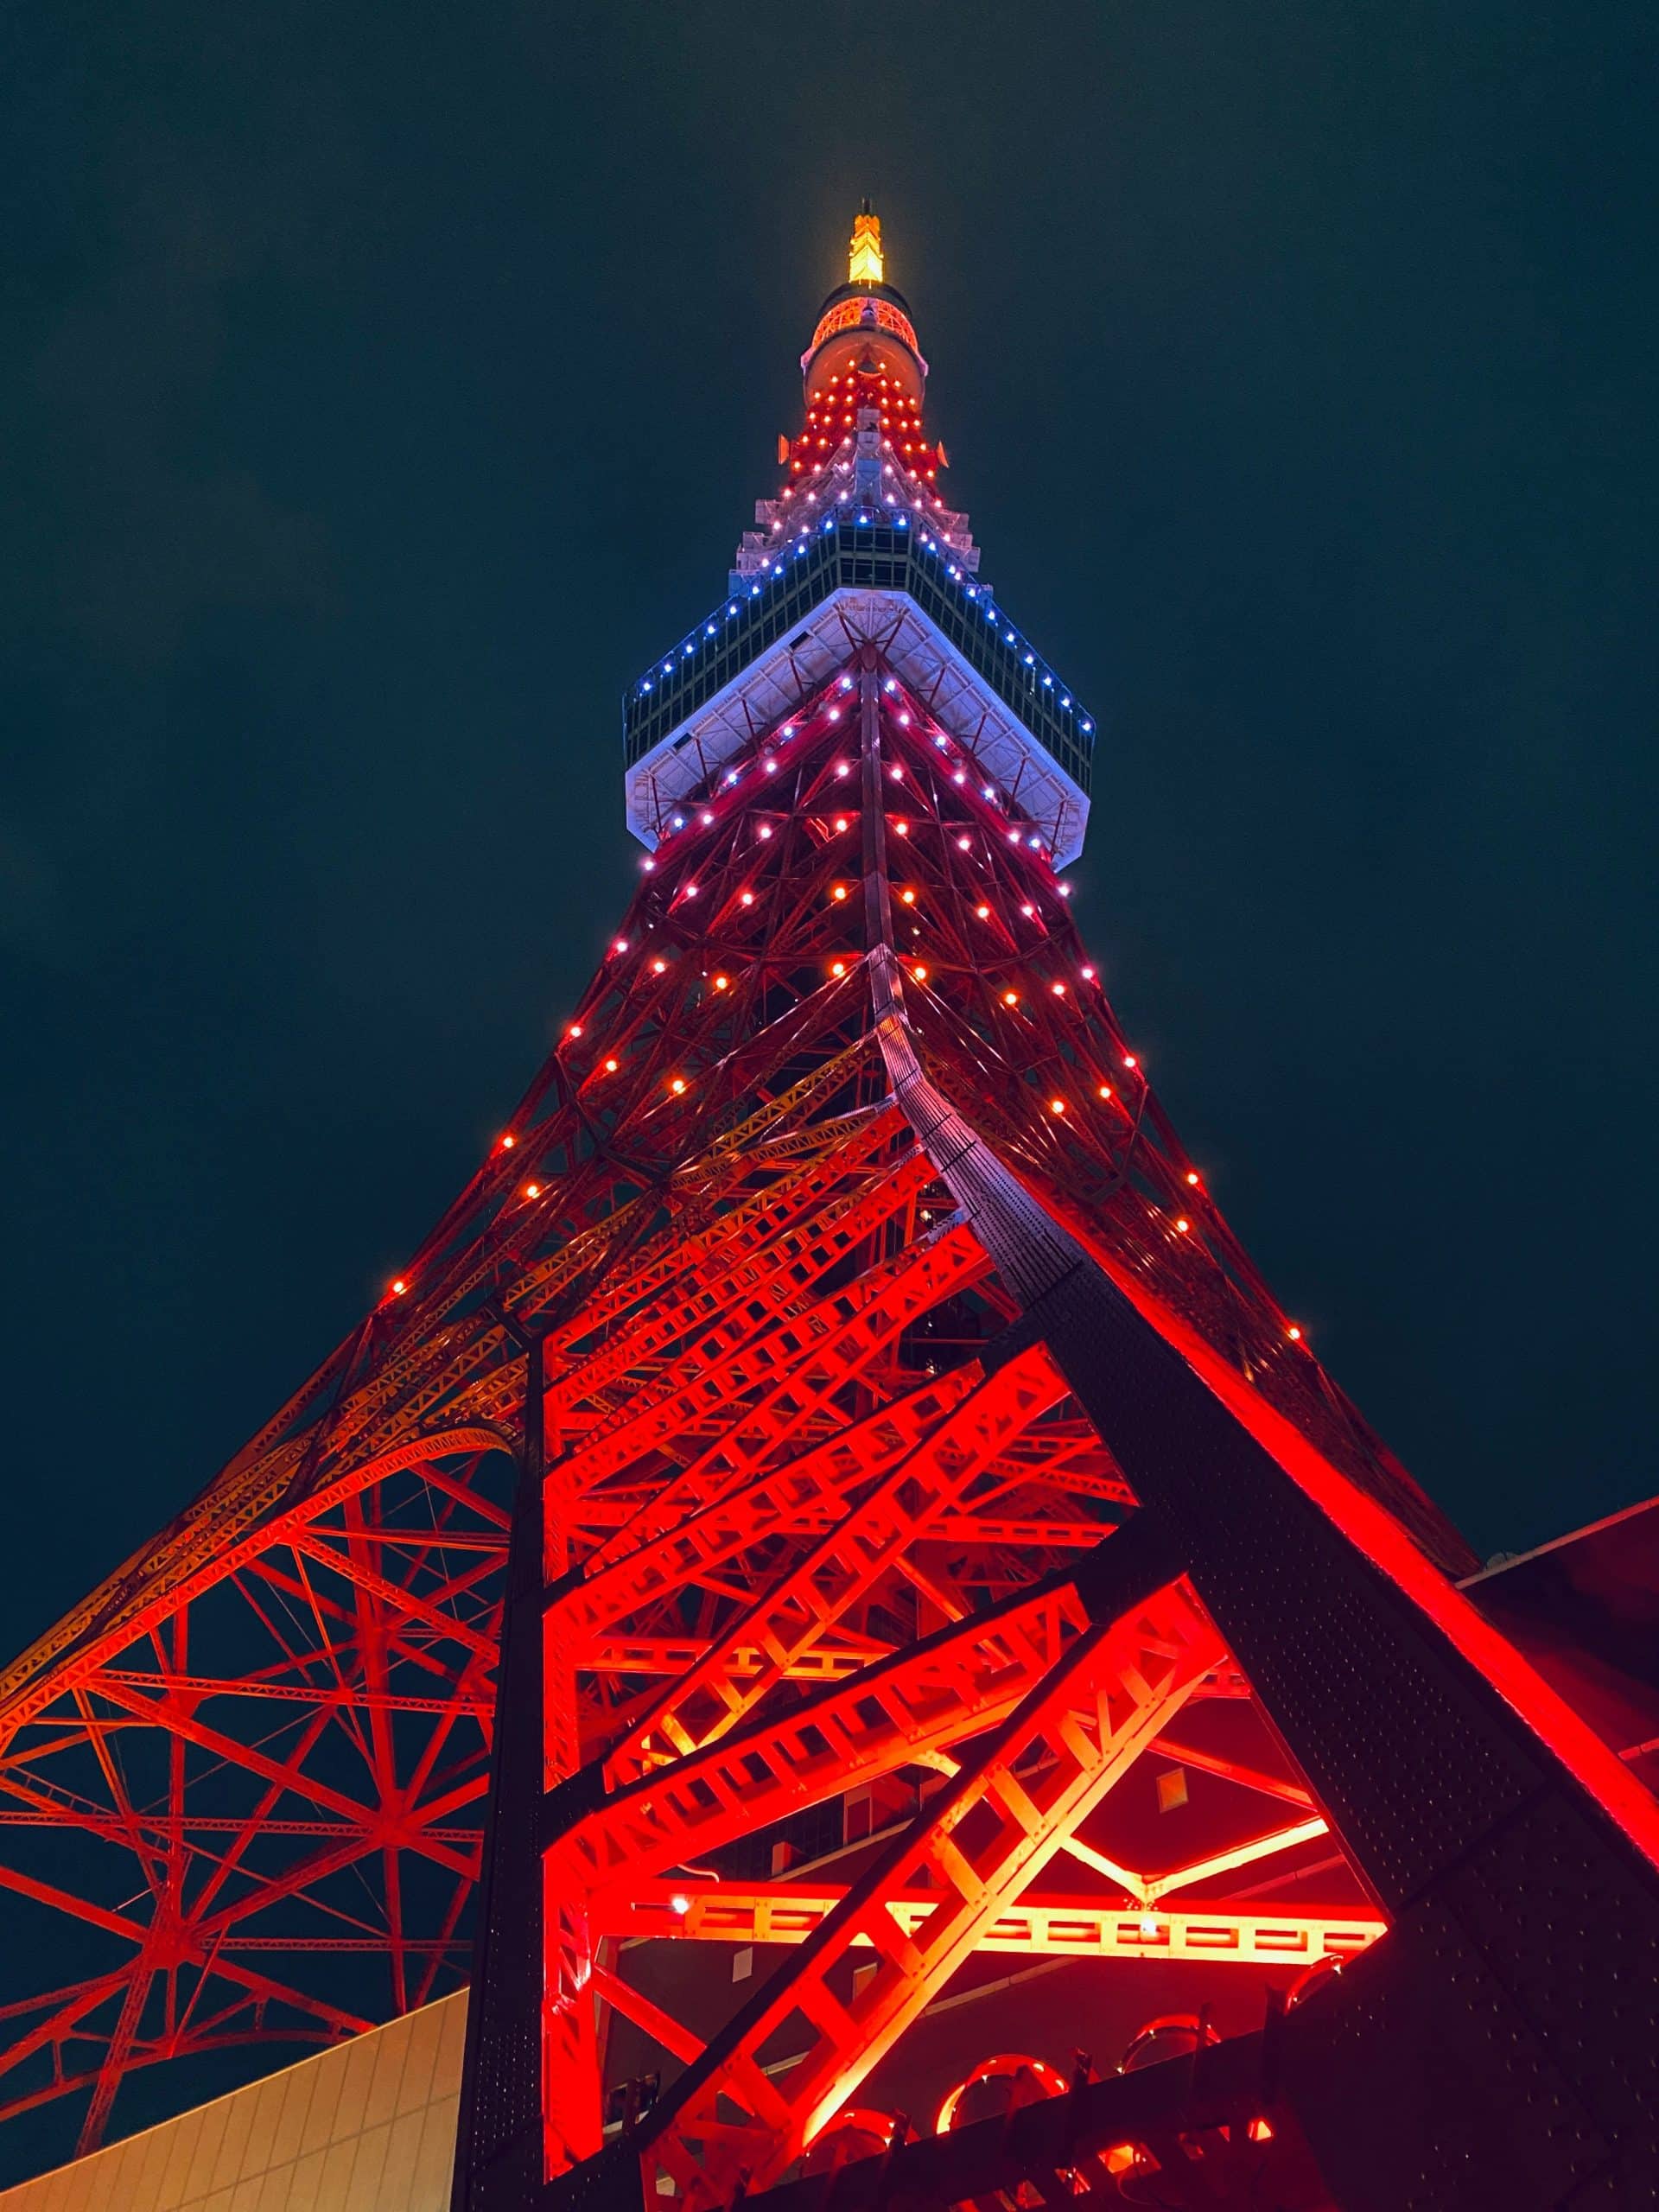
[848,210,885,285]
[933,2052,1067,2137]
[1141,1815,1332,1905]
[809,293,921,362]
[599,1881,1385,1968]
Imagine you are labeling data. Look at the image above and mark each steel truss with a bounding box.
[4,607,1656,2212]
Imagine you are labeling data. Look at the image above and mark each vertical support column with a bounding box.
[451,1332,547,2212]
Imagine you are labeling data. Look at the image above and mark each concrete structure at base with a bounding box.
[0,1994,464,2212]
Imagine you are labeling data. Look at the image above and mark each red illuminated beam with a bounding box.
[632,1575,1224,2208]
[601,1881,1384,1968]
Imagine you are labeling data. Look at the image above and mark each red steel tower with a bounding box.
[3,209,1657,2211]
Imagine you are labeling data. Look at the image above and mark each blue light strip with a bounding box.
[623,513,1096,789]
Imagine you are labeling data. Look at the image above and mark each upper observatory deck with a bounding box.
[622,208,1097,865]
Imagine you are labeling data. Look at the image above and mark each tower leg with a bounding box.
[452,1333,563,2211]
[880,1038,1659,2209]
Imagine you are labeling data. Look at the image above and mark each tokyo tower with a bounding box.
[2,208,1657,2212]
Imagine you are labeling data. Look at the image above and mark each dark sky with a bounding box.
[3,0,1656,1666]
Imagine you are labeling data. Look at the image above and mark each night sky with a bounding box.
[4,0,1656,1688]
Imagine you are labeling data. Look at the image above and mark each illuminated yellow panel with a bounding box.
[849,209,884,286]
[0,1994,468,2210]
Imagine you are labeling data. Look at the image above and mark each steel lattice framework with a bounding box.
[4,208,1658,2212]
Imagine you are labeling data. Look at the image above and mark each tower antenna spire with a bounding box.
[848,200,884,286]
